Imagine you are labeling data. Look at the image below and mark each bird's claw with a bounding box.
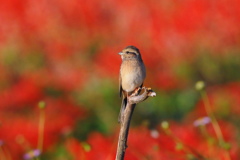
[131,87,142,97]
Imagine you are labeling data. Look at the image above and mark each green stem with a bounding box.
[200,91,224,142]
[38,108,45,153]
[200,90,231,160]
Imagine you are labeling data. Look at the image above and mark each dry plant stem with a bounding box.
[115,88,156,160]
[115,103,136,160]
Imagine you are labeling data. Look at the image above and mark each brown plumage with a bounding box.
[118,46,146,123]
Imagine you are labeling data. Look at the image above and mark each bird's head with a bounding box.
[118,45,142,61]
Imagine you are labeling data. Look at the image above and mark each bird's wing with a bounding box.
[119,73,123,97]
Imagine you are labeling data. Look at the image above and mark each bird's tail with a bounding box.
[118,97,127,123]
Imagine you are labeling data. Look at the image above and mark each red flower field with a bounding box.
[0,0,240,159]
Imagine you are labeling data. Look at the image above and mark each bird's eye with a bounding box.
[126,51,129,54]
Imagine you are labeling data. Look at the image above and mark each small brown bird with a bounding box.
[118,46,146,123]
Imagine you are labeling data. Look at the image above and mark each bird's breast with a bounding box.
[120,60,146,93]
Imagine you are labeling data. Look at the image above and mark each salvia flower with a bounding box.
[193,117,211,127]
[23,149,41,160]
[150,130,159,139]
[0,140,4,146]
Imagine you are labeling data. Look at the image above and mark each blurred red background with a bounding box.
[0,0,240,159]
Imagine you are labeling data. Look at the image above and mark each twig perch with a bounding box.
[115,87,156,160]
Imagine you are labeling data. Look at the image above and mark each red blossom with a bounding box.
[0,0,240,159]
[0,98,84,159]
[85,132,116,160]
[0,77,42,109]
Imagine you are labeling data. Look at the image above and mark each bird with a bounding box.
[118,45,146,123]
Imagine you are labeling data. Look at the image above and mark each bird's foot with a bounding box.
[128,87,156,104]
[131,87,142,97]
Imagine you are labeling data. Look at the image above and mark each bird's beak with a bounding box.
[118,52,123,55]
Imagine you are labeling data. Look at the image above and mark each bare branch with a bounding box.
[115,87,156,160]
